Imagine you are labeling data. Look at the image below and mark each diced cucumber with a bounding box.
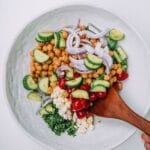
[39,108,49,116]
[84,59,100,70]
[91,80,110,88]
[109,29,125,41]
[27,91,42,102]
[71,89,89,99]
[34,49,49,63]
[87,53,103,65]
[66,70,74,80]
[106,37,117,50]
[54,32,60,48]
[38,77,49,94]
[50,72,57,82]
[38,32,54,42]
[45,104,55,114]
[23,75,38,90]
[116,46,128,60]
[91,85,106,92]
[113,51,122,63]
[35,36,45,43]
[59,33,66,48]
[66,77,83,88]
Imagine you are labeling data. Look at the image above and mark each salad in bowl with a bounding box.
[22,21,128,136]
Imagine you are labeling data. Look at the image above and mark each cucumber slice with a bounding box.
[71,89,89,99]
[39,108,49,116]
[84,59,100,70]
[59,33,66,48]
[45,104,55,114]
[92,80,110,88]
[66,77,83,88]
[87,53,103,65]
[91,85,106,92]
[35,36,45,43]
[23,75,38,90]
[113,51,122,63]
[116,46,127,60]
[38,32,54,42]
[38,77,49,94]
[54,32,60,48]
[34,49,49,63]
[109,29,125,41]
[27,91,42,102]
[66,70,74,80]
[106,37,117,50]
[50,72,57,82]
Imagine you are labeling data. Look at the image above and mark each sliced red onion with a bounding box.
[76,70,92,74]
[79,28,109,39]
[80,39,92,45]
[102,53,113,68]
[95,42,105,57]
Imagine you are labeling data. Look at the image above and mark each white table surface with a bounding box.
[0,0,150,149]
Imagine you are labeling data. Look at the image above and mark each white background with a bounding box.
[0,0,150,149]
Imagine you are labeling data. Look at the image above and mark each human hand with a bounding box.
[142,133,150,150]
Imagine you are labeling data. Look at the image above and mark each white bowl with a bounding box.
[4,5,150,150]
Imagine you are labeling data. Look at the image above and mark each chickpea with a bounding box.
[82,74,88,78]
[62,31,68,39]
[109,51,114,56]
[50,82,57,88]
[48,65,53,71]
[82,53,87,58]
[63,56,69,63]
[47,44,53,51]
[92,73,99,78]
[31,66,36,72]
[53,57,58,62]
[116,68,122,74]
[42,45,48,52]
[69,62,73,67]
[80,25,86,30]
[111,70,116,76]
[62,51,67,56]
[35,74,39,78]
[111,64,118,70]
[61,62,65,65]
[30,50,34,56]
[46,60,52,65]
[42,64,49,71]
[88,74,93,79]
[104,75,110,81]
[50,39,55,45]
[86,78,92,85]
[54,49,61,56]
[97,67,104,74]
[117,64,122,68]
[48,71,52,76]
[90,39,97,45]
[41,71,48,77]
[35,65,42,71]
[48,52,54,58]
[53,65,58,70]
[63,91,69,98]
[47,87,53,94]
[36,70,41,75]
[113,76,117,82]
[36,45,42,50]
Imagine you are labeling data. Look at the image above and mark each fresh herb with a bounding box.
[41,102,77,136]
[98,73,104,80]
[106,37,117,50]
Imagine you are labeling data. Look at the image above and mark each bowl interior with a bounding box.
[6,5,150,150]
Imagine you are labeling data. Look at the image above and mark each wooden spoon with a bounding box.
[90,87,150,135]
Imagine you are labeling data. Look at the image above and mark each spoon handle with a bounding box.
[116,97,150,135]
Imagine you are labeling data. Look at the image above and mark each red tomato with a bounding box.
[89,92,97,101]
[117,71,129,81]
[96,92,107,99]
[71,99,90,111]
[80,84,90,91]
[74,72,81,78]
[58,78,66,89]
[76,110,87,119]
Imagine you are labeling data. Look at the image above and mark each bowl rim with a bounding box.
[2,3,150,150]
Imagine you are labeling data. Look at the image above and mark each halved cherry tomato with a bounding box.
[117,71,129,81]
[95,92,107,99]
[71,99,90,111]
[76,110,87,119]
[80,84,90,91]
[74,72,81,78]
[89,92,97,101]
[58,78,66,89]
